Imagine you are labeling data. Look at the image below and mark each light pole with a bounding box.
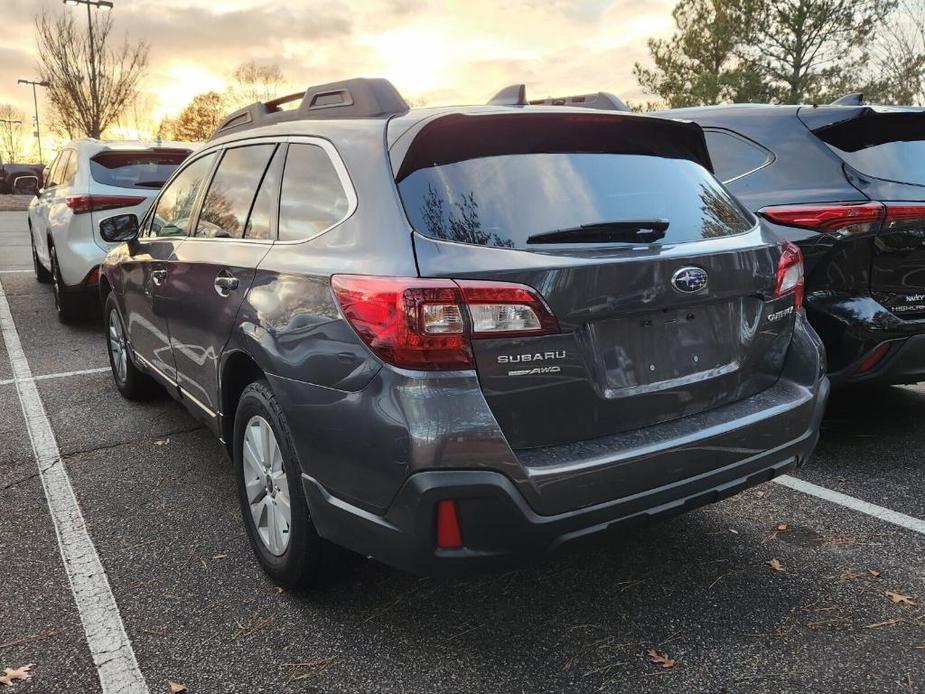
[63,0,113,138]
[17,79,49,163]
[0,119,22,165]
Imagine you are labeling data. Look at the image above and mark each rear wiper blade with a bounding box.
[526,220,670,245]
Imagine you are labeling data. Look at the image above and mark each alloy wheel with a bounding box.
[242,415,291,556]
[108,309,128,385]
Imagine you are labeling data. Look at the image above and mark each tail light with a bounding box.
[775,242,804,306]
[760,202,925,237]
[330,275,559,371]
[66,195,146,214]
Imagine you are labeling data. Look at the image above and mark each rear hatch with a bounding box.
[87,148,192,251]
[798,107,925,318]
[392,112,800,450]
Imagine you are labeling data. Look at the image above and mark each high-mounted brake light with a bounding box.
[774,241,804,307]
[330,275,559,370]
[66,194,146,215]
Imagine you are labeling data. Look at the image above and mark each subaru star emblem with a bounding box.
[671,266,708,293]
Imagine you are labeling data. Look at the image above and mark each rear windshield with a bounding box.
[813,112,925,187]
[90,150,190,189]
[398,153,754,249]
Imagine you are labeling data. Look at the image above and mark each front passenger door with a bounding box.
[121,152,217,382]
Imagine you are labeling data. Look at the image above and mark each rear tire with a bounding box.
[31,233,52,284]
[50,246,83,323]
[104,292,156,400]
[234,379,329,589]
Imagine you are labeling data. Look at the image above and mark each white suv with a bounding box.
[28,140,195,321]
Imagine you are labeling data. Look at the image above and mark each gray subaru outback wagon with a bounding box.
[97,78,829,587]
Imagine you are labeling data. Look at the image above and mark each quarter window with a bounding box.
[150,153,216,238]
[278,144,349,241]
[60,151,78,186]
[196,144,277,239]
[46,152,66,188]
[703,129,773,183]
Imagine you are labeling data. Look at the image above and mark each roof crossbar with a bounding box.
[210,77,410,140]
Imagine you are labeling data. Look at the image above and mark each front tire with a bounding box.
[104,292,156,400]
[50,246,83,323]
[234,380,327,589]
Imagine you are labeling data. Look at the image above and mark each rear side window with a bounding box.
[813,112,925,187]
[196,144,276,239]
[45,153,64,188]
[149,153,216,238]
[398,153,754,249]
[704,129,772,183]
[60,151,78,185]
[90,150,190,189]
[278,144,350,241]
[245,146,286,241]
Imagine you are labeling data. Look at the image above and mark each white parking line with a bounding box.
[0,366,111,387]
[0,269,31,274]
[0,279,149,694]
[775,474,925,536]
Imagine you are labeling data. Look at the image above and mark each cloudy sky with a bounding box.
[0,0,674,127]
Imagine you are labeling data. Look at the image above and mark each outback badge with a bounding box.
[671,266,708,294]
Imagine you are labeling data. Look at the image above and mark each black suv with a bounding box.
[98,78,828,587]
[658,101,925,385]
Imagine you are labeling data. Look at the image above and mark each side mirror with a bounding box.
[12,175,39,196]
[99,213,140,243]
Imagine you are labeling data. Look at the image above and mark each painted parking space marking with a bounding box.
[0,269,32,274]
[0,279,149,694]
[775,474,925,536]
[0,366,111,387]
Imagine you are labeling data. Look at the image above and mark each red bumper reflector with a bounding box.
[858,343,892,373]
[435,500,463,549]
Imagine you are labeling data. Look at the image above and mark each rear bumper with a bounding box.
[806,294,925,385]
[303,374,829,575]
[832,334,925,385]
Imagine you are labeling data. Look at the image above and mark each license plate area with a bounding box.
[586,302,742,397]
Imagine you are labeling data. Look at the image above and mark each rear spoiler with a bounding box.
[798,106,925,151]
[393,112,713,182]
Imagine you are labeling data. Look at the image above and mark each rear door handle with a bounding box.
[151,269,167,286]
[214,273,239,296]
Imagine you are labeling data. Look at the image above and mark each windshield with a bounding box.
[90,150,191,189]
[398,153,754,249]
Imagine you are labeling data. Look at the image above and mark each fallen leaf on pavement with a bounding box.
[154,438,170,446]
[168,681,187,693]
[886,591,916,605]
[755,490,765,498]
[776,523,788,532]
[0,664,34,686]
[211,554,226,560]
[868,569,881,578]
[647,650,676,669]
[766,559,785,573]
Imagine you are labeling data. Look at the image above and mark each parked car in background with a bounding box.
[657,101,925,386]
[98,78,828,588]
[0,163,43,194]
[28,140,195,321]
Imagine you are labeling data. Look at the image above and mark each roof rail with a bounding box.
[485,84,630,112]
[210,77,410,140]
[831,92,864,106]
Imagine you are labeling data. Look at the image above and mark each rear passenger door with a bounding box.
[165,142,283,418]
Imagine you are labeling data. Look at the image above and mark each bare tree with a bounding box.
[226,61,286,109]
[869,0,925,104]
[0,105,27,164]
[35,9,149,139]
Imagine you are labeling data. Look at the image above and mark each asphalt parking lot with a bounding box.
[1,209,923,694]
